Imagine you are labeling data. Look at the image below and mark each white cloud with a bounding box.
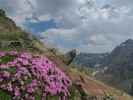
[38,14,52,22]
[1,0,133,53]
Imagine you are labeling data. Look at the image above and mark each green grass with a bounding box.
[0,67,16,74]
[0,90,11,100]
[35,93,41,100]
[0,55,15,64]
[46,95,59,100]
[0,16,6,22]
[0,32,26,40]
[69,85,81,100]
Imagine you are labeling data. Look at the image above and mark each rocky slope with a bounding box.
[96,39,133,95]
[71,38,133,96]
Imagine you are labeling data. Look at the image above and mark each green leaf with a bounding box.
[0,89,11,100]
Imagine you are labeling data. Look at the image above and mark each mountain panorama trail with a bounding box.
[0,9,133,100]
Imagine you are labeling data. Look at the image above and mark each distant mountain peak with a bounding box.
[123,39,133,44]
[120,39,133,47]
[96,38,133,95]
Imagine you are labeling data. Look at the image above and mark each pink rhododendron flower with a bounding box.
[0,51,72,100]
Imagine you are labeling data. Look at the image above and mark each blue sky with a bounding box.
[24,19,57,33]
[0,0,133,53]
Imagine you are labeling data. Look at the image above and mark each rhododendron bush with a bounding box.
[0,51,72,100]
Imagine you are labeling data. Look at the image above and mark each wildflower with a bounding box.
[14,87,20,96]
[0,51,72,100]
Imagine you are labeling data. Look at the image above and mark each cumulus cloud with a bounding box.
[1,0,133,53]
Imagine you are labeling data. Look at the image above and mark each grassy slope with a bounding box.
[0,10,46,52]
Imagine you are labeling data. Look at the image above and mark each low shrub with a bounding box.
[0,51,72,100]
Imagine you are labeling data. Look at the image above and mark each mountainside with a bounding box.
[96,39,133,95]
[70,39,133,96]
[0,9,46,52]
[47,54,133,100]
[0,9,132,100]
[73,53,108,68]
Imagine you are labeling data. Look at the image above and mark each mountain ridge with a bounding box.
[73,52,109,68]
[97,39,133,95]
[72,38,133,96]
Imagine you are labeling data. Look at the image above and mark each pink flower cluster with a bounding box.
[0,51,72,100]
